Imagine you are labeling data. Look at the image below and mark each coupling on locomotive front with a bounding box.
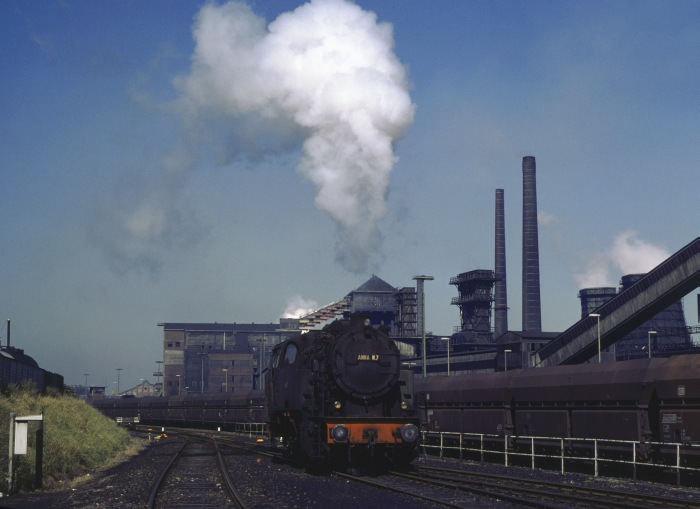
[266,314,420,468]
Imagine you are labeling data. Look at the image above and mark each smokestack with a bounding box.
[522,156,542,332]
[494,189,508,336]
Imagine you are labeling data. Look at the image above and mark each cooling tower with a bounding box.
[578,287,617,318]
[578,277,692,359]
[522,156,542,332]
[494,189,508,336]
[616,274,691,358]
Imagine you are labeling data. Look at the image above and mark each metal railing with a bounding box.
[228,422,267,438]
[421,430,700,486]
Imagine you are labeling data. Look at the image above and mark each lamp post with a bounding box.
[441,337,451,376]
[589,313,601,363]
[414,275,434,378]
[504,349,512,371]
[116,368,122,396]
[647,330,657,359]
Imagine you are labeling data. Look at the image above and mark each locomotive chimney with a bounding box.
[494,189,508,337]
[522,156,542,332]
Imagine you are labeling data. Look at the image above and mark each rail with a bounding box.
[420,430,700,486]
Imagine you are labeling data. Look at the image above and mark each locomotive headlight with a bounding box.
[330,424,349,442]
[401,401,408,410]
[399,424,419,443]
[334,400,342,410]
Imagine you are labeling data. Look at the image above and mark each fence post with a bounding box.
[560,438,564,475]
[7,412,15,495]
[439,432,444,459]
[676,444,681,487]
[632,442,637,481]
[480,434,484,464]
[505,435,509,467]
[594,439,598,477]
[531,437,535,469]
[35,416,43,489]
[459,433,463,460]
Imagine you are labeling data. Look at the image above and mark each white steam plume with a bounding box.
[176,0,415,273]
[282,295,319,318]
[573,230,670,288]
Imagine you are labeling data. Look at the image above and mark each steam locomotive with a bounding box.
[93,315,419,469]
[267,314,420,468]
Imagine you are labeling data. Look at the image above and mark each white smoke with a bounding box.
[89,152,201,275]
[537,210,558,226]
[610,230,670,274]
[282,295,319,318]
[175,0,415,273]
[573,230,670,288]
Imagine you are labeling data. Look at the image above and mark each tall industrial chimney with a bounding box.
[522,156,542,332]
[494,189,508,337]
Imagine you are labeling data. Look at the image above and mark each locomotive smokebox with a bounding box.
[331,315,400,399]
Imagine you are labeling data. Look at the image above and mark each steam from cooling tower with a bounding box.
[177,0,415,273]
[574,230,670,288]
[610,230,670,274]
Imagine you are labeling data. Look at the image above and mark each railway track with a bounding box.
[336,464,700,509]
[148,434,250,509]
[141,428,699,508]
[409,465,700,509]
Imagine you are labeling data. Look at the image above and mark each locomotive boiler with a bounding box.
[266,314,419,468]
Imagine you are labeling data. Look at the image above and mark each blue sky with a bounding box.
[2,0,698,390]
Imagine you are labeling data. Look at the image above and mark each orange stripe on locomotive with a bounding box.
[325,421,411,444]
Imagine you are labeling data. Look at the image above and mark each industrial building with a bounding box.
[159,322,296,396]
[159,276,421,396]
[158,155,699,389]
[119,379,159,398]
[0,319,64,393]
[579,275,693,361]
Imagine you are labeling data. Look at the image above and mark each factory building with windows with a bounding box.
[158,276,421,396]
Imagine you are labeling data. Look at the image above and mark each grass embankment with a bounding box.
[1,383,135,494]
